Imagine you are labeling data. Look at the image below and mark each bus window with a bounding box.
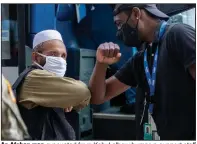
[168,8,195,28]
[2,4,18,66]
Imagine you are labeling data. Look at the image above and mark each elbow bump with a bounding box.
[90,98,105,105]
[90,93,105,105]
[90,99,100,105]
[76,83,91,99]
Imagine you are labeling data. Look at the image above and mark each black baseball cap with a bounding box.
[113,4,169,21]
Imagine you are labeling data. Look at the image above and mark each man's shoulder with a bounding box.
[166,23,195,37]
[135,50,144,57]
[132,49,145,63]
[2,75,29,140]
[122,51,143,68]
[122,49,144,73]
[27,69,56,77]
[26,68,79,82]
[2,75,16,103]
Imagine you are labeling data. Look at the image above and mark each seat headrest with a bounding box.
[56,4,75,21]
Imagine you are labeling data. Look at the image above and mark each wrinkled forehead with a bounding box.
[42,39,66,53]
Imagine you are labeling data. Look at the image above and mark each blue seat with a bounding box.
[56,4,75,21]
[28,4,56,47]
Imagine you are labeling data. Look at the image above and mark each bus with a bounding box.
[1,4,196,140]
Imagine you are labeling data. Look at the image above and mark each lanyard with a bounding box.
[144,22,167,114]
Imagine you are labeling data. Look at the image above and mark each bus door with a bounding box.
[2,4,26,84]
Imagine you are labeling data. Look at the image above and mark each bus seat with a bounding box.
[29,4,56,33]
[91,4,117,44]
[74,5,97,50]
[56,4,75,21]
[55,20,79,48]
[27,4,56,47]
[74,4,116,50]
[55,4,79,48]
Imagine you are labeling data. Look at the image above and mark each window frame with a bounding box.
[2,4,27,74]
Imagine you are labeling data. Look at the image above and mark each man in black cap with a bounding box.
[89,4,195,140]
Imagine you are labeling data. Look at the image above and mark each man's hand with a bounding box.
[96,42,121,65]
[64,107,73,112]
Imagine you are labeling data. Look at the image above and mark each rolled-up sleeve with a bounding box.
[19,69,91,109]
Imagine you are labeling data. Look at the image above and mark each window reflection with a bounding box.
[2,4,18,66]
[168,8,195,28]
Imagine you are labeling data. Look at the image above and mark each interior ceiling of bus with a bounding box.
[109,4,196,16]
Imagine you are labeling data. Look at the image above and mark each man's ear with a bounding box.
[32,51,41,63]
[32,52,36,62]
[132,7,141,19]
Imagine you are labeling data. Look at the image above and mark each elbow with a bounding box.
[90,98,106,105]
[90,97,97,104]
[76,83,91,100]
[89,86,106,105]
[90,99,102,105]
[83,88,91,100]
[73,86,91,110]
[90,92,105,105]
[88,85,99,104]
[88,84,108,105]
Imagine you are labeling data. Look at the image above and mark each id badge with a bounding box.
[143,123,152,140]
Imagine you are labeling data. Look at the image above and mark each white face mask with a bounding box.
[34,53,67,77]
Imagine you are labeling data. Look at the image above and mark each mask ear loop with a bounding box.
[118,11,132,35]
[36,52,46,58]
[125,12,132,25]
[33,52,46,69]
[33,61,44,69]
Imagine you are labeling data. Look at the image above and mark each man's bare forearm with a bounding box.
[89,61,108,104]
[89,42,121,104]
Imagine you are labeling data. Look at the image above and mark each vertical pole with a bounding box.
[17,4,26,74]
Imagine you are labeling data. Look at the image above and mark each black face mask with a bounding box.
[116,16,143,48]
